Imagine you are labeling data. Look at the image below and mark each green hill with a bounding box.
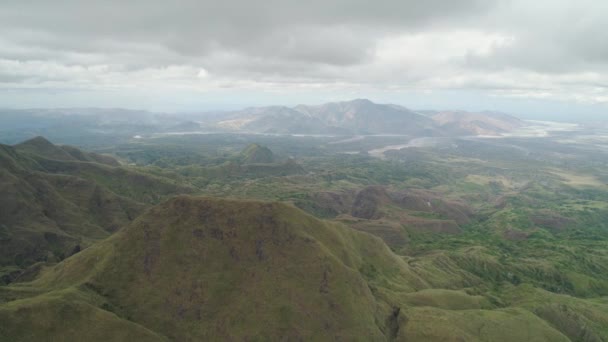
[3,196,605,341]
[15,136,79,162]
[14,136,119,167]
[241,143,275,164]
[178,144,304,180]
[0,138,193,280]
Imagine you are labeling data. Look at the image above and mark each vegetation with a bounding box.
[0,137,192,280]
[2,128,608,340]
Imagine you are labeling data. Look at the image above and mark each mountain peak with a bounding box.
[15,136,75,161]
[14,136,120,166]
[241,143,275,163]
[18,136,54,148]
[346,98,375,105]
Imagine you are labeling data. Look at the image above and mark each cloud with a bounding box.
[0,0,607,109]
[0,0,487,65]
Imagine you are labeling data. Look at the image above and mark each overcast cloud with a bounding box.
[0,0,607,117]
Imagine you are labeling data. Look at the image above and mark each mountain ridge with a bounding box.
[0,101,526,144]
[0,137,193,279]
[204,99,524,136]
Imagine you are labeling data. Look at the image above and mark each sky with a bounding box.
[1,0,607,120]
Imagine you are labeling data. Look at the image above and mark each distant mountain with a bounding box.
[215,106,337,134]
[166,120,202,132]
[0,137,192,279]
[293,99,436,135]
[425,110,525,136]
[0,108,180,146]
[210,99,437,135]
[0,102,527,145]
[206,99,525,137]
[179,144,304,179]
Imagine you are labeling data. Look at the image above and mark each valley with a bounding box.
[1,101,608,340]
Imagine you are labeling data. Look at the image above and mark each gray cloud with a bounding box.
[463,0,608,74]
[0,0,488,66]
[0,0,607,109]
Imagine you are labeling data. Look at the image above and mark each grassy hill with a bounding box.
[0,138,193,280]
[176,143,305,181]
[240,143,275,164]
[0,197,414,340]
[3,196,607,341]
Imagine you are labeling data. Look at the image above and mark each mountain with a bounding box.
[240,143,275,164]
[15,136,120,166]
[210,99,437,135]
[175,143,304,180]
[0,137,192,279]
[427,110,525,136]
[215,106,336,134]
[1,197,416,340]
[0,103,527,146]
[0,108,176,146]
[294,99,436,135]
[0,196,582,341]
[166,120,202,132]
[205,99,527,137]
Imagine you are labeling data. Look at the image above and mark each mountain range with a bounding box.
[207,99,524,136]
[0,100,526,146]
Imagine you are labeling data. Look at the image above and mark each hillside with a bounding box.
[177,143,304,180]
[0,137,193,280]
[429,110,525,136]
[215,106,340,134]
[1,196,591,341]
[0,197,415,340]
[241,143,275,163]
[16,136,120,166]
